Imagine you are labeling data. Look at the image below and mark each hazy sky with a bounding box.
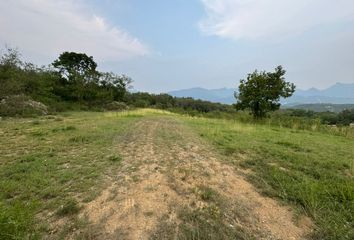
[1,0,354,92]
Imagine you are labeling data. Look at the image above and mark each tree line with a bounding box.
[1,48,353,125]
[286,108,354,126]
[0,49,132,110]
[0,48,234,116]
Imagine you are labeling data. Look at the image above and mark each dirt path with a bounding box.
[81,117,312,240]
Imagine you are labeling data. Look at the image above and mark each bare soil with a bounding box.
[80,117,312,239]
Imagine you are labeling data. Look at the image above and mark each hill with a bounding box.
[169,87,235,104]
[168,83,354,105]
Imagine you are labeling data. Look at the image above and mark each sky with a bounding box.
[1,0,354,93]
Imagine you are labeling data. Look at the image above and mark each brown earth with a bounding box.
[80,117,312,240]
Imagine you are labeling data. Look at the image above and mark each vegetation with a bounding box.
[187,116,354,240]
[0,48,132,114]
[288,104,354,113]
[1,46,354,239]
[1,110,353,239]
[1,48,352,130]
[0,48,236,118]
[0,111,143,239]
[277,108,354,127]
[235,66,295,118]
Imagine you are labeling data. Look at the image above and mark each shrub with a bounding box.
[105,101,128,111]
[0,95,48,117]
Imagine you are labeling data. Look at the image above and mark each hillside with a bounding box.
[169,87,236,104]
[168,83,354,105]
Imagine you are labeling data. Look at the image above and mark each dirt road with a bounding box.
[81,116,311,239]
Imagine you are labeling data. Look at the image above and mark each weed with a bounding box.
[144,211,154,217]
[54,117,64,121]
[56,199,81,216]
[177,206,252,240]
[197,186,218,202]
[69,135,91,143]
[108,154,122,163]
[52,125,77,132]
[151,205,253,240]
[31,131,47,137]
[132,175,140,182]
[31,120,41,125]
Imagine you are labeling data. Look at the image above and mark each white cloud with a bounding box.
[199,0,354,40]
[0,0,148,62]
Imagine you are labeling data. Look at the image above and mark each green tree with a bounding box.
[0,48,24,98]
[235,66,295,118]
[338,109,354,125]
[99,73,132,102]
[52,52,99,101]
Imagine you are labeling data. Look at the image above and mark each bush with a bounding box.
[0,95,48,117]
[105,101,129,111]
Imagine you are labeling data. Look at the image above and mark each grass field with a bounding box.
[0,109,353,239]
[186,117,354,240]
[0,110,150,239]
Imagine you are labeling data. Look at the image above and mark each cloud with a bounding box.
[0,0,148,62]
[199,0,354,40]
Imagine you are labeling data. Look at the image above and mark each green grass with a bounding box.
[0,202,38,240]
[175,205,252,240]
[0,111,144,239]
[185,117,354,240]
[197,185,219,202]
[56,199,81,216]
[1,109,353,239]
[108,154,123,163]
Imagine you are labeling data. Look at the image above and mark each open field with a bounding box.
[186,117,354,239]
[0,109,353,239]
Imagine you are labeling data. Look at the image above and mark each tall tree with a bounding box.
[235,66,295,118]
[52,52,99,101]
[99,73,132,101]
[0,48,24,98]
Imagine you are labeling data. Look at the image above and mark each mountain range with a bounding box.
[168,83,354,106]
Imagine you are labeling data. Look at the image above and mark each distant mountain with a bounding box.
[284,83,354,105]
[321,83,354,98]
[168,83,354,105]
[169,87,236,104]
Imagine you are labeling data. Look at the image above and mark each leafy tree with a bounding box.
[99,73,132,101]
[0,48,24,98]
[338,109,354,125]
[0,48,57,102]
[52,52,98,81]
[154,94,175,109]
[52,52,99,101]
[235,66,295,118]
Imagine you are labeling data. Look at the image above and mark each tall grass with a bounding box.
[180,109,354,138]
[186,117,354,239]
